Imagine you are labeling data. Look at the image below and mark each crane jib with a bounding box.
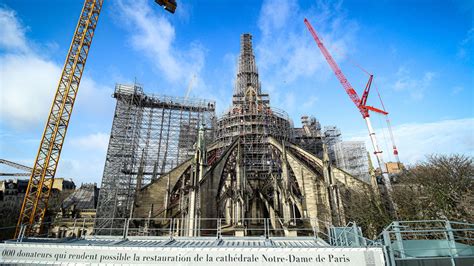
[304,18,396,215]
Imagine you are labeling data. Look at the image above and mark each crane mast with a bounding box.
[304,18,395,206]
[15,0,176,238]
[16,0,104,237]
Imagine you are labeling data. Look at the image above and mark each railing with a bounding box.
[5,218,472,266]
[329,221,381,247]
[378,220,474,266]
[0,221,61,242]
[4,218,377,247]
[115,84,216,110]
[217,105,292,122]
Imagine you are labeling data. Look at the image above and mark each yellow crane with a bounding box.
[16,0,176,238]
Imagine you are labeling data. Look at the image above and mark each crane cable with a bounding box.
[184,74,196,101]
[322,34,395,162]
[332,43,394,162]
[377,106,392,162]
[321,35,372,77]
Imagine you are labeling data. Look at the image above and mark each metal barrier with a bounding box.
[378,220,474,266]
[4,218,472,266]
[103,217,310,238]
[12,221,58,242]
[3,217,380,250]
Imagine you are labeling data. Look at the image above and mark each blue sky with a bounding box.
[0,0,473,185]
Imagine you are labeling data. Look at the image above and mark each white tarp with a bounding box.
[1,243,385,265]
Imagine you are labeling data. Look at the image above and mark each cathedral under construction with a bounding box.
[95,33,378,236]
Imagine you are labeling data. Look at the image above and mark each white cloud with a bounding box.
[257,0,355,78]
[0,7,60,129]
[69,132,109,152]
[393,66,435,100]
[283,91,296,110]
[0,6,112,130]
[255,0,358,111]
[0,7,29,53]
[0,6,114,185]
[55,132,110,183]
[115,0,205,86]
[347,118,474,166]
[56,158,104,185]
[0,53,59,128]
[451,86,464,95]
[457,28,473,60]
[258,0,296,36]
[302,95,318,108]
[74,76,115,118]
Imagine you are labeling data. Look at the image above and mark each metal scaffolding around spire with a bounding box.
[217,33,293,177]
[234,33,261,96]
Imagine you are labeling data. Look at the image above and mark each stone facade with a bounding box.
[132,34,377,237]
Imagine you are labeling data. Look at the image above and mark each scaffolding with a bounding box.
[215,34,293,175]
[95,84,215,233]
[293,116,324,158]
[323,126,342,165]
[334,141,370,183]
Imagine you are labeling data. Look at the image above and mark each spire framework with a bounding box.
[234,33,260,96]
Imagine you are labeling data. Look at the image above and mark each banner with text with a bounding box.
[1,243,385,265]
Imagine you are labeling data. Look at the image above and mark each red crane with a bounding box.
[304,18,394,196]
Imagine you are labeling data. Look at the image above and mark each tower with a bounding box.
[215,34,293,221]
[234,34,261,96]
[216,33,293,175]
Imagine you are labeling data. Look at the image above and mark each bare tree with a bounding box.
[342,188,391,238]
[392,154,474,222]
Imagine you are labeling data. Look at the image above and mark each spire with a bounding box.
[234,33,260,96]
